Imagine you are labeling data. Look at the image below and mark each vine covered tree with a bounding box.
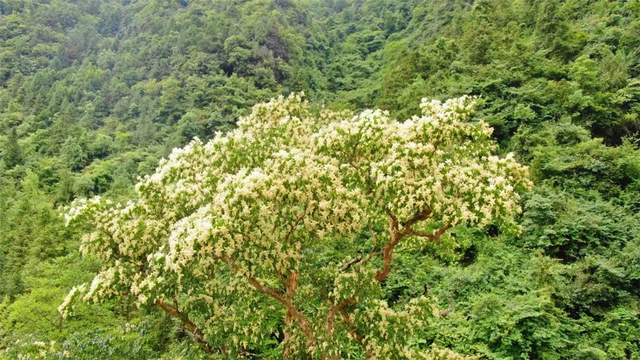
[61,94,531,359]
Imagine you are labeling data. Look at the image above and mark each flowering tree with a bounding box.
[61,94,531,359]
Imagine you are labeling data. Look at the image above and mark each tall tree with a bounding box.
[3,129,23,169]
[61,94,531,358]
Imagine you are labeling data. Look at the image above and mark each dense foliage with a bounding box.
[1,0,639,359]
[60,94,530,358]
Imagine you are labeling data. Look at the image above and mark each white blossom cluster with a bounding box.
[316,95,530,227]
[61,93,529,358]
[358,297,436,358]
[58,285,85,319]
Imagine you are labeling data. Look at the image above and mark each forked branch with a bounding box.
[374,208,451,282]
[224,257,315,347]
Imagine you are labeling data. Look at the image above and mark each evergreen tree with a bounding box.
[3,129,23,169]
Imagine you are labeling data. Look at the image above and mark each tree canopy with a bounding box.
[1,0,639,359]
[60,94,530,358]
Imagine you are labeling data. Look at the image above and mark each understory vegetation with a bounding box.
[0,0,639,359]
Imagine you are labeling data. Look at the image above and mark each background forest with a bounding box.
[0,0,639,358]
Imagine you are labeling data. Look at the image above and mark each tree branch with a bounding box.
[404,223,452,243]
[375,211,402,282]
[338,307,364,341]
[326,298,356,337]
[156,299,211,353]
[374,208,452,282]
[224,258,316,347]
[401,208,432,230]
[285,213,306,243]
[283,272,300,357]
[247,275,315,345]
[340,256,363,272]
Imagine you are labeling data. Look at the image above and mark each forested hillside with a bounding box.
[0,0,639,359]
